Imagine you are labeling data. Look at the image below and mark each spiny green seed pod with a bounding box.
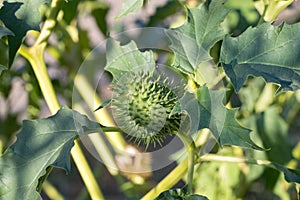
[111,70,182,148]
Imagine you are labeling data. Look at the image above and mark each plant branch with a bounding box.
[42,181,64,200]
[18,0,104,199]
[83,126,123,134]
[74,74,126,151]
[141,129,210,199]
[141,158,189,200]
[177,132,196,194]
[197,154,274,168]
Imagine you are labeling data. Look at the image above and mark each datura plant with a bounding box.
[0,0,300,199]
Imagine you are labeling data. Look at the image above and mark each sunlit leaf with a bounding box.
[165,0,229,75]
[0,0,50,66]
[180,86,264,150]
[220,22,300,92]
[194,153,241,200]
[105,38,155,82]
[0,106,100,200]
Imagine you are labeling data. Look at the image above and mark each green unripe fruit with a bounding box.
[111,70,182,148]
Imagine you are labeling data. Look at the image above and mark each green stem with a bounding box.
[74,74,127,150]
[83,126,123,134]
[141,159,189,200]
[42,181,64,200]
[177,132,196,194]
[18,0,104,199]
[197,154,274,168]
[141,129,210,200]
[257,6,267,26]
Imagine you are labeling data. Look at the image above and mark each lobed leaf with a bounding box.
[105,38,155,82]
[0,0,50,66]
[180,86,263,150]
[0,106,100,200]
[220,22,300,92]
[165,0,229,75]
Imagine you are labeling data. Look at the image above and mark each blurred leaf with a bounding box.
[147,0,183,26]
[0,0,50,66]
[91,4,109,35]
[165,0,229,76]
[273,163,300,184]
[62,0,80,24]
[105,38,155,82]
[257,107,292,164]
[115,0,143,20]
[241,115,268,183]
[224,0,259,36]
[0,114,20,150]
[0,26,14,39]
[0,22,14,71]
[194,157,241,200]
[220,22,300,92]
[244,106,293,188]
[238,77,266,114]
[0,106,100,200]
[0,65,6,75]
[225,0,259,24]
[155,187,208,200]
[259,107,292,188]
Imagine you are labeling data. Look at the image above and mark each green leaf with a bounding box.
[273,163,300,184]
[165,0,229,75]
[256,107,292,164]
[115,0,143,20]
[91,4,109,35]
[0,25,14,38]
[197,86,263,149]
[0,26,14,71]
[62,0,80,24]
[0,65,7,75]
[94,98,111,111]
[147,0,183,26]
[194,152,242,200]
[105,38,156,82]
[155,187,208,200]
[0,0,49,66]
[0,106,100,200]
[180,86,263,150]
[220,22,300,92]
